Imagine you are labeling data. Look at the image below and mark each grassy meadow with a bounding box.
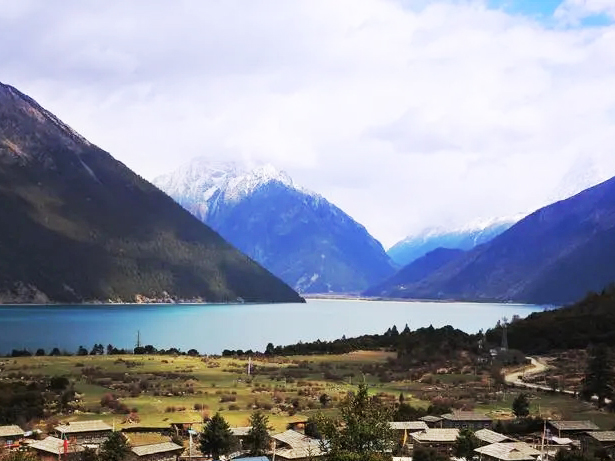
[2,350,614,432]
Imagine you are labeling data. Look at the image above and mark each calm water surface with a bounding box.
[0,299,544,354]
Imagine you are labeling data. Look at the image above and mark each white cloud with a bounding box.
[555,0,615,25]
[1,0,615,247]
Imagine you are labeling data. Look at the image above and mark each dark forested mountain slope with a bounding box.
[364,248,464,298]
[0,82,303,304]
[155,159,395,293]
[371,175,615,305]
[487,286,615,353]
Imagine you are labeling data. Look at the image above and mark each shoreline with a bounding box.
[302,293,555,307]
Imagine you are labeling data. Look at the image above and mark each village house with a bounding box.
[29,436,84,461]
[54,420,113,445]
[474,442,541,461]
[547,421,600,439]
[441,411,493,430]
[581,431,615,458]
[389,421,429,448]
[230,426,253,452]
[411,428,460,456]
[272,429,324,461]
[130,442,184,461]
[475,429,515,446]
[418,416,443,428]
[0,425,25,450]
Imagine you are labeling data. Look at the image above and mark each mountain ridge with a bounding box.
[370,174,615,305]
[0,82,303,304]
[387,214,522,266]
[154,159,395,293]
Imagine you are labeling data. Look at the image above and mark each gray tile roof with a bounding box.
[441,411,492,422]
[389,421,429,431]
[30,436,85,455]
[412,428,460,443]
[587,431,615,442]
[419,416,443,423]
[272,430,320,450]
[0,425,25,438]
[475,429,512,444]
[474,442,540,461]
[549,421,600,432]
[55,420,113,434]
[132,442,184,457]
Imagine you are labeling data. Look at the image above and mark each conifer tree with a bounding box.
[582,344,614,407]
[200,412,234,460]
[245,411,272,456]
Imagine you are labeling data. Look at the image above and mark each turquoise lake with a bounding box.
[0,299,545,355]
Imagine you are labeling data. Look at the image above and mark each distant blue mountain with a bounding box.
[387,216,522,266]
[371,175,615,305]
[154,159,395,294]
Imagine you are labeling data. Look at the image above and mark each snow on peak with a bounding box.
[400,213,526,243]
[222,163,296,204]
[153,157,318,218]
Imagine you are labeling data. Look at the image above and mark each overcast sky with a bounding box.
[2,0,615,247]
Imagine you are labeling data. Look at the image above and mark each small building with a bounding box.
[29,436,84,461]
[475,429,515,446]
[390,421,429,447]
[390,421,429,433]
[230,426,253,451]
[0,425,25,449]
[411,428,460,456]
[419,416,444,428]
[441,411,492,430]
[131,442,184,461]
[272,429,323,461]
[474,442,541,461]
[548,421,600,439]
[54,420,113,445]
[581,431,615,457]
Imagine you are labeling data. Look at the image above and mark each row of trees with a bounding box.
[4,344,200,358]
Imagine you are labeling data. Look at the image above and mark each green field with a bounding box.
[0,351,401,431]
[3,351,614,433]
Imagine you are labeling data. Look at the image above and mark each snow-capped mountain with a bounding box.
[387,214,524,266]
[154,158,395,293]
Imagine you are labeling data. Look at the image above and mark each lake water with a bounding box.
[0,299,544,355]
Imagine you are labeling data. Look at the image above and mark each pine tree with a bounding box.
[454,428,480,459]
[100,432,131,461]
[512,393,530,418]
[582,344,614,408]
[200,412,234,460]
[245,411,272,456]
[317,384,393,457]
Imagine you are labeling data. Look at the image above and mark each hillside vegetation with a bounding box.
[0,82,302,304]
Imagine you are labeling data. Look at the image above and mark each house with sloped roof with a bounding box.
[0,425,25,449]
[441,411,492,430]
[411,428,460,455]
[475,429,515,446]
[547,421,600,439]
[474,442,541,461]
[54,420,113,445]
[418,416,443,428]
[272,429,324,461]
[130,442,184,461]
[29,436,84,461]
[581,431,615,458]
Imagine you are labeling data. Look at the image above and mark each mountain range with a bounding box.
[387,216,522,266]
[0,82,303,304]
[154,159,395,293]
[367,175,615,305]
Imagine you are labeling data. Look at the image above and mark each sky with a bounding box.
[1,0,615,248]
